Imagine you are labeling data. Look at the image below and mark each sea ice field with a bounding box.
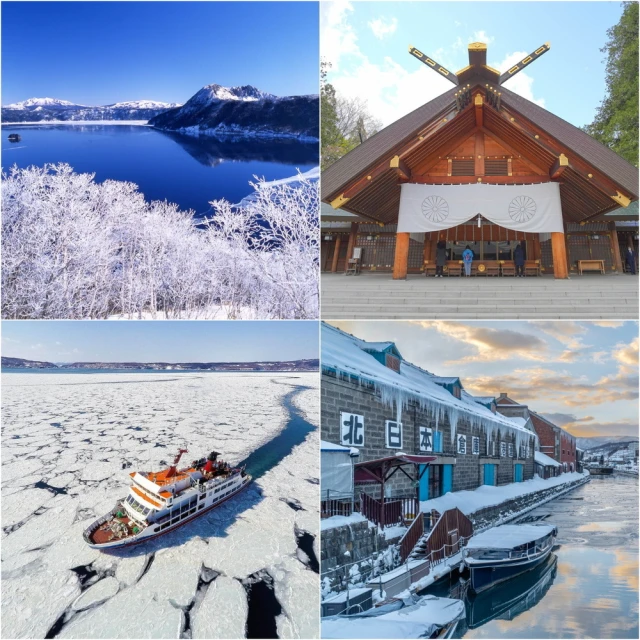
[1,372,319,639]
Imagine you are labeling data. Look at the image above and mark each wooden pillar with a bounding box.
[331,235,342,273]
[393,233,410,280]
[551,232,569,279]
[533,234,541,261]
[344,222,359,271]
[423,234,432,265]
[609,222,623,273]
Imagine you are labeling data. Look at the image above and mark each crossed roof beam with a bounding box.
[409,41,551,87]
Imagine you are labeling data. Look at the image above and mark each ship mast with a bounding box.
[166,448,188,478]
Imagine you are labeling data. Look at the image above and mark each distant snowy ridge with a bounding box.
[1,97,182,123]
[149,84,319,140]
[4,97,81,109]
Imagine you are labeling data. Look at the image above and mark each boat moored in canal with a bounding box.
[464,554,558,629]
[463,523,557,593]
[587,466,614,475]
[321,593,466,639]
[83,448,251,549]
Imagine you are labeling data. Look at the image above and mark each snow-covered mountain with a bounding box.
[148,84,319,140]
[1,97,181,122]
[4,97,81,109]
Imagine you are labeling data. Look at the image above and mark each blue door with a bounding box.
[515,464,523,482]
[434,431,443,453]
[419,465,429,501]
[442,464,453,494]
[483,464,495,486]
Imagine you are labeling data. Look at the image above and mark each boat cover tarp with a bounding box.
[466,524,556,550]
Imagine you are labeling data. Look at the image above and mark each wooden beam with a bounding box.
[390,155,411,181]
[499,42,551,85]
[332,104,464,203]
[409,45,459,85]
[551,232,569,279]
[479,126,547,175]
[474,93,484,127]
[611,191,631,208]
[496,104,635,201]
[412,175,550,185]
[475,130,485,176]
[393,233,410,280]
[331,235,342,272]
[345,222,359,270]
[609,222,624,273]
[413,124,479,177]
[550,153,569,179]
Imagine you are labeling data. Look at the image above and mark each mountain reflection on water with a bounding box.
[2,124,318,216]
[157,129,318,168]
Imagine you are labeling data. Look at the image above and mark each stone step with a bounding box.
[323,312,640,319]
[323,297,637,306]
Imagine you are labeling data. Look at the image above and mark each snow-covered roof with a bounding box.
[465,524,556,550]
[360,341,397,353]
[509,416,530,429]
[322,323,537,450]
[535,451,561,467]
[321,440,360,456]
[429,376,461,386]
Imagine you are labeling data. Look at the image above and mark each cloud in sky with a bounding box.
[368,17,398,40]
[322,2,546,126]
[327,320,637,439]
[412,321,549,364]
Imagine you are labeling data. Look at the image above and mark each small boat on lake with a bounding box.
[462,523,557,593]
[83,448,251,549]
[8,133,21,142]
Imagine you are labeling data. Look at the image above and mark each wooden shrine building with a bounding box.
[322,41,639,278]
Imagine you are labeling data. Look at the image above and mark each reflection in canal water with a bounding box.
[426,474,638,638]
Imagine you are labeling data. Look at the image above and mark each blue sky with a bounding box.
[322,1,624,127]
[1,321,319,363]
[328,321,639,439]
[1,2,319,105]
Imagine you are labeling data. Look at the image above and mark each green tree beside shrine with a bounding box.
[584,2,639,167]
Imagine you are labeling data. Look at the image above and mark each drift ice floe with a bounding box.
[83,449,251,549]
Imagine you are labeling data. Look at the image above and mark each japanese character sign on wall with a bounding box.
[472,436,480,455]
[508,443,514,458]
[500,441,507,457]
[340,412,364,447]
[419,426,433,452]
[385,420,403,449]
[457,434,467,455]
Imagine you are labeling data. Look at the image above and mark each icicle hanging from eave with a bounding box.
[342,366,536,453]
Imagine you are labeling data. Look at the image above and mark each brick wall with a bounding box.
[322,373,537,497]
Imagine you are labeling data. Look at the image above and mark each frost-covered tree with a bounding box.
[2,164,319,319]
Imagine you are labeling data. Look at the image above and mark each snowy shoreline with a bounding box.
[2,120,151,126]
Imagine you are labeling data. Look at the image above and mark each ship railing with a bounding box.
[82,505,120,543]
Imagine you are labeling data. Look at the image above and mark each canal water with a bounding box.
[426,474,638,638]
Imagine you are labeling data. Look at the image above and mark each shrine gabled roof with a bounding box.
[321,76,639,202]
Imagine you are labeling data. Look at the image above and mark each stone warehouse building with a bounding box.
[496,393,577,472]
[321,323,538,502]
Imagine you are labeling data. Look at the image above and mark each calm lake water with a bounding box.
[428,474,639,638]
[1,124,317,217]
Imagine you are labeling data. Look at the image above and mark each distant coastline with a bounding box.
[1,355,319,372]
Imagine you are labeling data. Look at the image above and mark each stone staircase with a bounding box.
[321,273,639,319]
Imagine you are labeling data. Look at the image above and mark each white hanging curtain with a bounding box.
[397,182,564,233]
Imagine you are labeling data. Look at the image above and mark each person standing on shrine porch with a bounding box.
[435,241,447,277]
[462,245,474,276]
[625,246,637,274]
[514,241,525,277]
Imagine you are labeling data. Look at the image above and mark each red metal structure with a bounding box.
[355,454,436,527]
[166,448,188,478]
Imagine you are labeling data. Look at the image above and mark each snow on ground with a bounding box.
[321,512,369,531]
[1,372,319,639]
[420,471,589,516]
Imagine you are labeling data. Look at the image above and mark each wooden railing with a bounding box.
[421,507,474,567]
[399,512,424,562]
[360,493,419,528]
